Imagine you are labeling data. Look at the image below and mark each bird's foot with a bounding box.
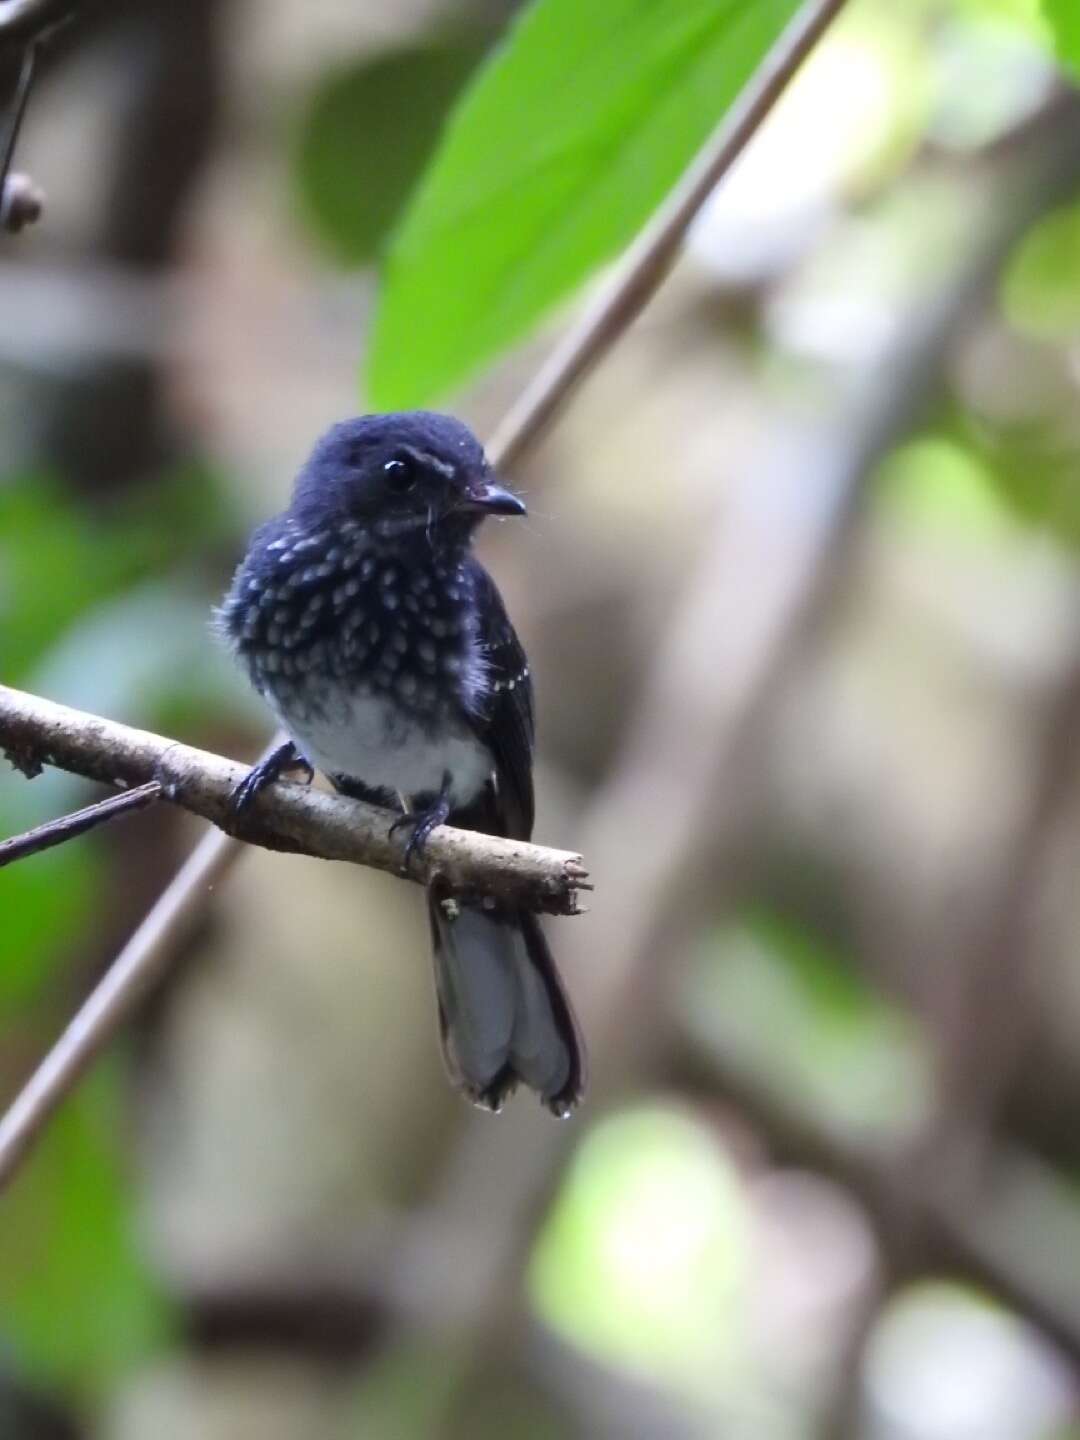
[390,772,452,874]
[230,740,314,821]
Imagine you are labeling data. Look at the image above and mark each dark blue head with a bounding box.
[289,411,525,539]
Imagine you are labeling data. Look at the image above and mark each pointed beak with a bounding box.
[462,481,527,517]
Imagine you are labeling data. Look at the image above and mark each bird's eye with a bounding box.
[383,456,418,494]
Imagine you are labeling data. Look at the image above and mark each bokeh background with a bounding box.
[2,0,1080,1436]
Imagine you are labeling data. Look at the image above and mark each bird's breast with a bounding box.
[274,686,492,808]
[219,526,493,805]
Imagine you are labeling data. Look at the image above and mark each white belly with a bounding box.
[277,689,492,806]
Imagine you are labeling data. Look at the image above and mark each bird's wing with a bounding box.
[465,560,535,842]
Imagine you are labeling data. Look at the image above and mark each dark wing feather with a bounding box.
[464,560,535,841]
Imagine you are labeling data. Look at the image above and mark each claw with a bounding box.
[390,771,452,873]
[230,740,313,821]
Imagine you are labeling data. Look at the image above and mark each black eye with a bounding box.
[383,455,418,494]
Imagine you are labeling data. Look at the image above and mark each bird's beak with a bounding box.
[461,481,527,517]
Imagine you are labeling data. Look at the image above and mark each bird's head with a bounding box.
[290,411,525,542]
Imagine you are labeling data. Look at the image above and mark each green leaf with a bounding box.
[0,463,234,683]
[876,435,1022,541]
[294,38,490,266]
[681,909,932,1146]
[1042,0,1080,76]
[368,0,801,408]
[529,1106,746,1391]
[29,577,257,731]
[0,1065,168,1392]
[962,422,1080,548]
[1002,200,1080,336]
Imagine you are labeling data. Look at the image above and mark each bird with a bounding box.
[214,411,584,1116]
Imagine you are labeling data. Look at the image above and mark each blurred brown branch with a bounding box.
[0,779,161,867]
[0,685,589,914]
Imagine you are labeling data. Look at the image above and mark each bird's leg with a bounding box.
[230,740,314,819]
[390,770,452,874]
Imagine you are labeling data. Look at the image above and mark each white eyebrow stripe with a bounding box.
[401,445,457,479]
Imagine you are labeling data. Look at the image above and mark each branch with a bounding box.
[0,39,31,156]
[0,685,589,915]
[0,780,161,866]
[0,823,240,1189]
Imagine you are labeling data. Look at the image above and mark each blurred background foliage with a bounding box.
[0,0,1079,1436]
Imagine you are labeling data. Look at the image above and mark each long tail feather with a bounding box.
[428,894,584,1115]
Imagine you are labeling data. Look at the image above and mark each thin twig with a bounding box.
[0,685,589,913]
[0,780,161,867]
[0,825,239,1188]
[0,38,36,198]
[0,0,849,1189]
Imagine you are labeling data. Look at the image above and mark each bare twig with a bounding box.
[0,685,589,913]
[0,824,239,1188]
[0,0,849,1188]
[0,38,36,200]
[0,780,161,867]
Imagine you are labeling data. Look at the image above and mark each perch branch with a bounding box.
[0,685,589,914]
[0,780,161,867]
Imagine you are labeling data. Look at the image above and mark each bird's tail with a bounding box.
[427,891,584,1115]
